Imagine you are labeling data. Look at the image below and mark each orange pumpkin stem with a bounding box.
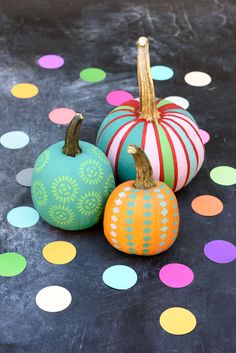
[137,37,160,121]
[128,144,156,189]
[63,113,84,157]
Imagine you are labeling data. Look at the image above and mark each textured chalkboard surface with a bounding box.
[0,0,235,352]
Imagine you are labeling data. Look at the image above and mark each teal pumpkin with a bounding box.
[31,114,115,230]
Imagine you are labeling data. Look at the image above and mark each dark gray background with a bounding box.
[0,0,235,352]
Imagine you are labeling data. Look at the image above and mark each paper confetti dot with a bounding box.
[49,108,76,125]
[0,252,27,277]
[37,54,64,69]
[160,307,197,335]
[16,168,33,187]
[159,263,194,288]
[0,131,29,149]
[199,129,210,144]
[36,286,72,312]
[7,206,39,228]
[204,240,236,264]
[102,265,137,290]
[106,90,134,106]
[191,195,223,216]
[165,96,189,109]
[11,83,39,99]
[151,65,174,80]
[42,241,77,265]
[184,71,212,87]
[80,67,106,83]
[210,166,236,186]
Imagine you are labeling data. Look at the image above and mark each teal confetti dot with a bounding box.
[151,65,174,80]
[144,220,151,225]
[126,210,133,216]
[144,194,151,200]
[126,235,133,240]
[7,206,39,228]
[144,228,151,234]
[102,265,137,290]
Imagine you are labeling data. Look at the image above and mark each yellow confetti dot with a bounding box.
[42,241,77,265]
[160,307,197,335]
[11,83,39,99]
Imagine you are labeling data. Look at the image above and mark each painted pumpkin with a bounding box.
[31,114,115,231]
[97,37,205,191]
[103,144,179,256]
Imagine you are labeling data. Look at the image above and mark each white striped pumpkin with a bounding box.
[96,36,205,191]
[96,99,204,191]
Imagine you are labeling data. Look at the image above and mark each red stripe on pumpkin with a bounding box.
[158,122,178,191]
[153,122,164,182]
[114,121,140,177]
[163,113,204,148]
[106,120,136,157]
[96,114,136,144]
[161,120,190,187]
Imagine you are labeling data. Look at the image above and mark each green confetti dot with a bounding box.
[0,252,27,277]
[210,166,236,186]
[80,67,106,83]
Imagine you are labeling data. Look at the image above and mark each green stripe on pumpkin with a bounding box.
[155,122,175,189]
[112,105,135,112]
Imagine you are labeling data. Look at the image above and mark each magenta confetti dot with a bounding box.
[106,90,134,106]
[37,55,64,69]
[199,129,210,144]
[204,240,236,264]
[159,263,194,288]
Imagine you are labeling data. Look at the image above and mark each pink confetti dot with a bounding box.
[37,55,64,69]
[159,263,194,288]
[106,90,134,106]
[199,129,210,144]
[48,108,76,125]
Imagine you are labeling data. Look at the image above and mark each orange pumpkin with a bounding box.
[103,144,180,255]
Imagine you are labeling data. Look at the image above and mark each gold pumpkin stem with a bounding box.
[128,144,156,189]
[137,36,160,121]
[63,113,84,157]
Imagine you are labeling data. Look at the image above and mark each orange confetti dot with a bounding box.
[191,195,223,216]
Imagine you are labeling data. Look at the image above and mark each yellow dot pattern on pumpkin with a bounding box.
[42,241,77,265]
[11,83,39,99]
[160,307,197,335]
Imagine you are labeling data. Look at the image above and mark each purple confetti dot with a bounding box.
[37,55,64,69]
[204,240,236,264]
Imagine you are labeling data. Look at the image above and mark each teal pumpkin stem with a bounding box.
[63,113,84,157]
[136,37,160,121]
[128,144,156,189]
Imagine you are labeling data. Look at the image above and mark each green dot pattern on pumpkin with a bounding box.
[31,180,48,207]
[78,159,104,185]
[49,205,75,226]
[51,176,79,203]
[31,141,115,231]
[34,150,51,173]
[77,191,102,216]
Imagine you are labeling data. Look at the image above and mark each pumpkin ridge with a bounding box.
[161,120,190,187]
[158,122,178,191]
